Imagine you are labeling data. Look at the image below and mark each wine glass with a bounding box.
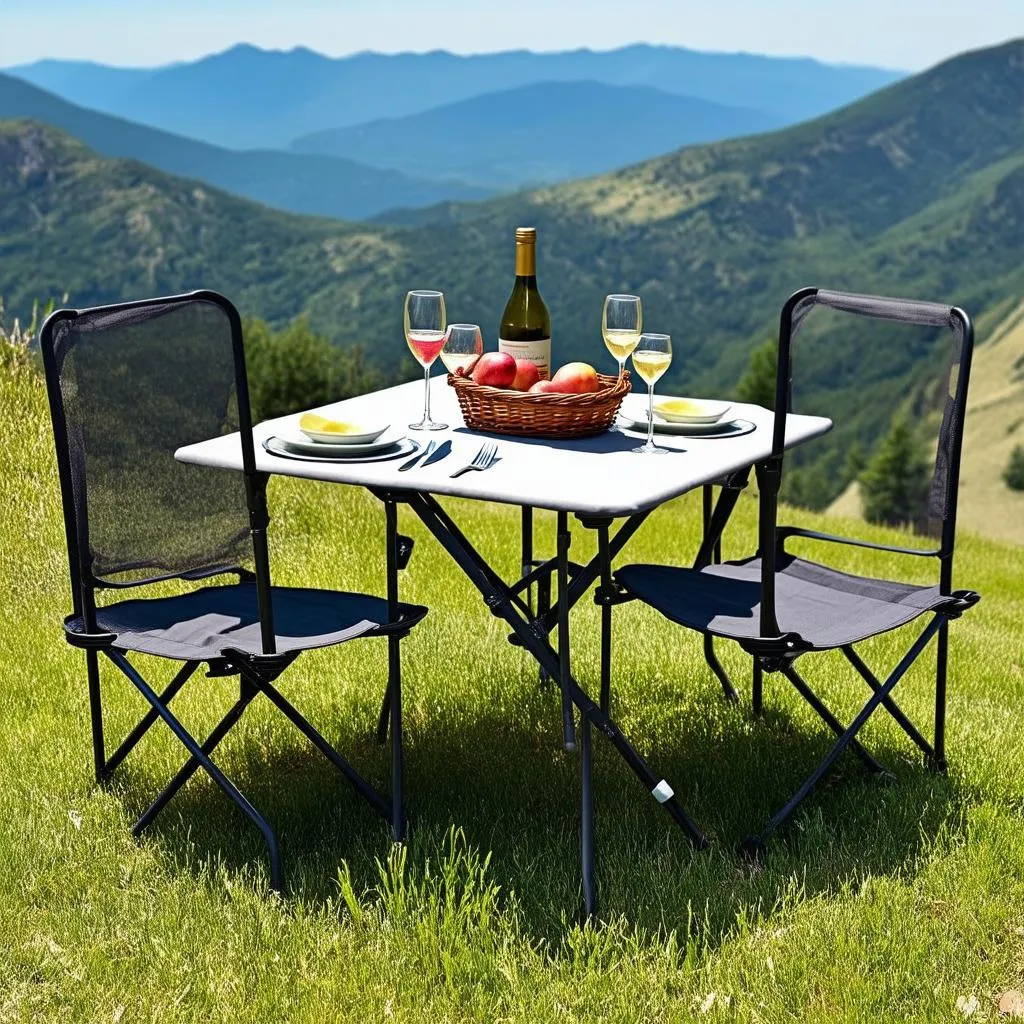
[404,289,448,431]
[440,323,483,377]
[631,333,672,454]
[602,294,642,377]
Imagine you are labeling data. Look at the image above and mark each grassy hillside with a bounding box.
[291,80,781,189]
[4,296,1024,1020]
[9,43,902,150]
[831,299,1024,544]
[0,72,491,220]
[0,39,1021,506]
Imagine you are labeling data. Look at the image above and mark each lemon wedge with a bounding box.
[656,399,704,418]
[299,412,361,435]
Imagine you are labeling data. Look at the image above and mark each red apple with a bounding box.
[472,351,517,388]
[511,359,541,392]
[551,362,599,394]
[528,380,561,395]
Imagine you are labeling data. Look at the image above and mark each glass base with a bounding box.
[409,419,448,431]
[632,442,669,454]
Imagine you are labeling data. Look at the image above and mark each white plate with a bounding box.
[276,427,405,456]
[297,418,390,445]
[653,397,731,424]
[265,436,419,463]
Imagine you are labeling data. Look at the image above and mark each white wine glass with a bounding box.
[404,289,448,431]
[602,294,642,377]
[440,323,483,376]
[631,333,672,454]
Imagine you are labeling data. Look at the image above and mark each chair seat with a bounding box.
[616,555,946,650]
[68,582,426,661]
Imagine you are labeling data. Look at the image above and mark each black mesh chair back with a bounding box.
[775,288,972,553]
[43,294,256,595]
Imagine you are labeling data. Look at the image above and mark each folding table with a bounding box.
[176,378,831,916]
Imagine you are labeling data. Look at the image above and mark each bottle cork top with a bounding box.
[515,227,537,243]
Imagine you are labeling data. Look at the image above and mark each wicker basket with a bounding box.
[447,370,631,439]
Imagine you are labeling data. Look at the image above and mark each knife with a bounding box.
[421,439,452,467]
[398,439,432,471]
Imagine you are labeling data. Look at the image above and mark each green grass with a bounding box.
[3,354,1024,1022]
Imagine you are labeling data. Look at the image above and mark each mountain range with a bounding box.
[0,38,1020,504]
[290,80,782,188]
[0,71,491,220]
[9,43,902,151]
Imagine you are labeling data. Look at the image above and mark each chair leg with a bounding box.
[133,686,254,835]
[842,645,934,761]
[249,669,392,821]
[107,650,284,891]
[752,658,764,717]
[704,635,739,703]
[580,716,597,921]
[102,661,199,781]
[933,622,949,773]
[747,619,940,850]
[375,684,391,746]
[86,650,106,784]
[782,666,890,777]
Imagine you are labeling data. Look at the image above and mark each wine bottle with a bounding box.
[498,226,551,379]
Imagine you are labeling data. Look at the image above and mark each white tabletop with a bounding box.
[175,379,831,517]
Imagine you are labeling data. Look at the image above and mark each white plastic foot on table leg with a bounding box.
[651,779,674,804]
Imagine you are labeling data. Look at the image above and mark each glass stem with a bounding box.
[647,384,655,448]
[423,365,432,424]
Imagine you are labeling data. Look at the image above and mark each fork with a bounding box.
[449,442,498,478]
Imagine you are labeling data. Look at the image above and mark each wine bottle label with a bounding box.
[498,337,551,379]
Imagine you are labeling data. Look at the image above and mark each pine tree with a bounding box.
[1004,445,1024,491]
[736,338,777,410]
[859,418,931,529]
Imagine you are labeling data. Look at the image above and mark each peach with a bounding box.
[551,361,599,394]
[472,351,517,388]
[528,380,561,395]
[511,359,541,392]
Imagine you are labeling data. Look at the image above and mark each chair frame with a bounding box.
[41,291,421,890]
[608,287,980,853]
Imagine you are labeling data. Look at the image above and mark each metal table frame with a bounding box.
[368,471,750,920]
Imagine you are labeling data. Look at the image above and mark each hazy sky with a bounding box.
[2,0,1020,70]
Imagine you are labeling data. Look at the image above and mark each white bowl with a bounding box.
[298,417,390,445]
[654,398,731,424]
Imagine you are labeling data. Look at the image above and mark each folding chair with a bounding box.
[613,288,979,852]
[40,291,426,890]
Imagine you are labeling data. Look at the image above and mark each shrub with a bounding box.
[243,316,385,422]
[1004,445,1024,491]
[736,337,777,410]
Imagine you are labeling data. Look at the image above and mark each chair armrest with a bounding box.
[64,615,117,649]
[777,526,940,559]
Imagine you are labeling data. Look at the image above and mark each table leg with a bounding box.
[557,511,577,752]
[405,493,708,917]
[580,715,596,919]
